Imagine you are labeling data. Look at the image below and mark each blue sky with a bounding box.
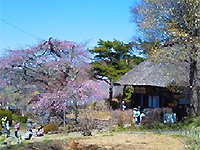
[0,0,141,57]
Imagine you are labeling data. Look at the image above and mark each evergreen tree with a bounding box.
[89,39,144,105]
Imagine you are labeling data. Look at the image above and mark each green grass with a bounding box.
[40,139,53,143]
[19,123,27,130]
[101,133,114,137]
[180,116,200,130]
[111,126,134,133]
[185,138,200,150]
[0,138,5,143]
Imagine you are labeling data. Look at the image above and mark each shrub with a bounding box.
[0,109,13,122]
[44,123,59,134]
[124,87,134,104]
[182,115,200,130]
[110,101,120,110]
[90,101,98,110]
[12,114,28,123]
[20,116,28,123]
[0,109,28,125]
[110,109,133,127]
[143,107,172,129]
[94,101,109,111]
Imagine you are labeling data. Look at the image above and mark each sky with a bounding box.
[0,0,141,57]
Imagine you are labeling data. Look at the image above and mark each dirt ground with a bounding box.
[78,133,185,150]
[2,132,187,150]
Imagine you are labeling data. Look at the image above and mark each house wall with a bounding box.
[113,84,124,98]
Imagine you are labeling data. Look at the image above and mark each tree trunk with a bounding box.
[109,82,113,108]
[74,98,78,121]
[63,106,66,128]
[191,85,200,116]
[189,59,200,116]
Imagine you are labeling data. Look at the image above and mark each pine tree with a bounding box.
[89,39,144,105]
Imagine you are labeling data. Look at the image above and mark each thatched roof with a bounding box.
[117,59,190,87]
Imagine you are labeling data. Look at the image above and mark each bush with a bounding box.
[110,101,120,110]
[0,109,13,125]
[90,101,98,110]
[20,116,28,123]
[94,101,109,111]
[181,115,200,130]
[44,123,59,134]
[12,114,28,123]
[143,107,172,129]
[110,109,133,127]
[0,109,28,125]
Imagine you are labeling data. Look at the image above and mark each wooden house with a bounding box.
[116,59,191,111]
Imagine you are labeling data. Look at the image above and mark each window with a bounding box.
[148,96,159,108]
[148,96,152,107]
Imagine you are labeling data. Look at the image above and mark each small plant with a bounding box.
[124,87,134,104]
[44,123,59,134]
[90,101,98,110]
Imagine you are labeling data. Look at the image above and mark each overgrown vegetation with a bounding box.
[0,109,12,124]
[142,108,173,129]
[12,114,28,123]
[110,109,133,128]
[0,109,27,125]
[44,123,59,134]
[179,115,200,130]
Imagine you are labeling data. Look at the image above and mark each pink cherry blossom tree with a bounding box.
[0,38,107,120]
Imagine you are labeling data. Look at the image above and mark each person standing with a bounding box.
[140,111,145,125]
[6,121,10,137]
[14,121,20,138]
[137,106,141,112]
[1,117,7,135]
[133,108,137,124]
[122,101,126,112]
[135,108,141,128]
[1,117,7,129]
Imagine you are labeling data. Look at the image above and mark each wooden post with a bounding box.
[121,85,127,110]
